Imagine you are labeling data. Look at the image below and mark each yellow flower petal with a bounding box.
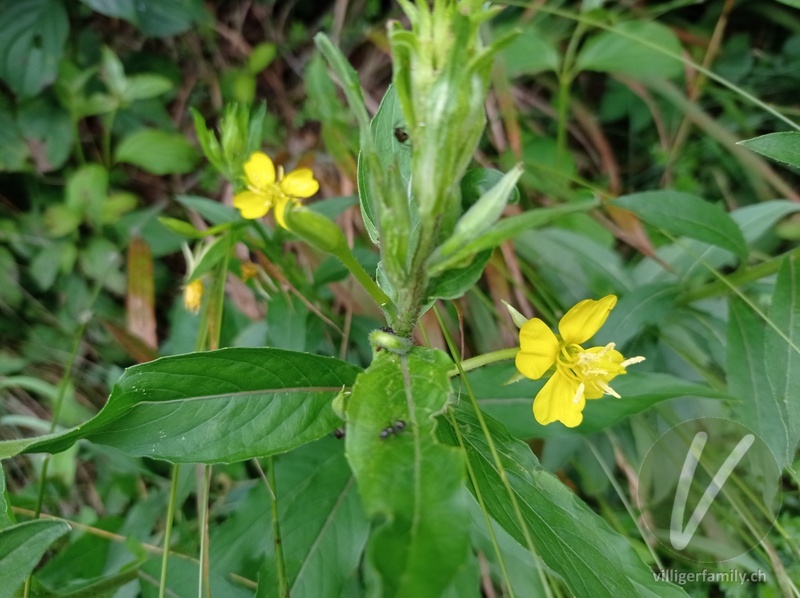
[244,152,276,190]
[558,294,617,345]
[274,194,295,229]
[515,318,559,380]
[183,279,204,314]
[234,190,270,220]
[280,168,319,198]
[532,371,585,428]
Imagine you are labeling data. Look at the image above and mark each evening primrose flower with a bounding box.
[515,295,644,428]
[233,152,319,227]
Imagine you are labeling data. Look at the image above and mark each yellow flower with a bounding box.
[515,295,644,428]
[183,279,204,314]
[233,152,319,227]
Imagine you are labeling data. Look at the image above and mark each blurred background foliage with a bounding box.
[1,0,799,596]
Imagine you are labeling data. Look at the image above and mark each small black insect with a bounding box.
[379,420,407,440]
[393,127,410,144]
[393,420,406,431]
[332,427,346,439]
[380,427,395,439]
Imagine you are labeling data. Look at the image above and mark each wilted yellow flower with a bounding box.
[183,279,204,314]
[515,295,644,428]
[233,152,319,227]
[240,261,259,281]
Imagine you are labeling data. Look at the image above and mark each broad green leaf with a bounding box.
[0,348,361,463]
[357,84,412,244]
[738,132,800,170]
[0,106,28,171]
[439,403,688,598]
[728,298,791,476]
[468,364,728,439]
[17,98,74,171]
[576,20,683,80]
[65,164,108,226]
[0,0,68,97]
[346,348,470,597]
[612,191,747,259]
[80,0,206,38]
[256,438,369,597]
[764,255,800,465]
[115,129,199,175]
[498,22,559,76]
[0,519,70,595]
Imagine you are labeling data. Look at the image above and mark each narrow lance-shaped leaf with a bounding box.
[0,348,361,464]
[439,403,688,598]
[612,191,748,259]
[738,132,800,171]
[727,298,789,502]
[346,347,470,597]
[256,438,369,597]
[764,255,800,463]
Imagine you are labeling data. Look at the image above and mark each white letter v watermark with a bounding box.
[670,431,754,550]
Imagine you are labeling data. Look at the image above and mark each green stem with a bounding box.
[268,456,289,598]
[678,247,800,303]
[449,347,518,377]
[335,245,395,319]
[198,465,212,598]
[158,465,181,598]
[103,110,117,168]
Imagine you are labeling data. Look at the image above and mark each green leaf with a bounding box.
[65,164,109,226]
[175,195,239,225]
[426,250,491,303]
[460,168,520,208]
[115,129,199,175]
[256,438,369,597]
[266,293,309,352]
[0,519,70,595]
[80,0,205,37]
[738,132,800,170]
[470,364,728,439]
[439,403,688,598]
[0,348,361,463]
[0,105,28,171]
[121,74,173,103]
[428,199,598,273]
[0,0,69,97]
[357,84,412,245]
[0,467,14,529]
[346,348,470,597]
[764,255,800,466]
[0,247,22,308]
[428,165,523,275]
[497,22,559,76]
[612,191,748,259]
[576,20,683,80]
[594,283,680,348]
[17,98,74,171]
[728,297,791,474]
